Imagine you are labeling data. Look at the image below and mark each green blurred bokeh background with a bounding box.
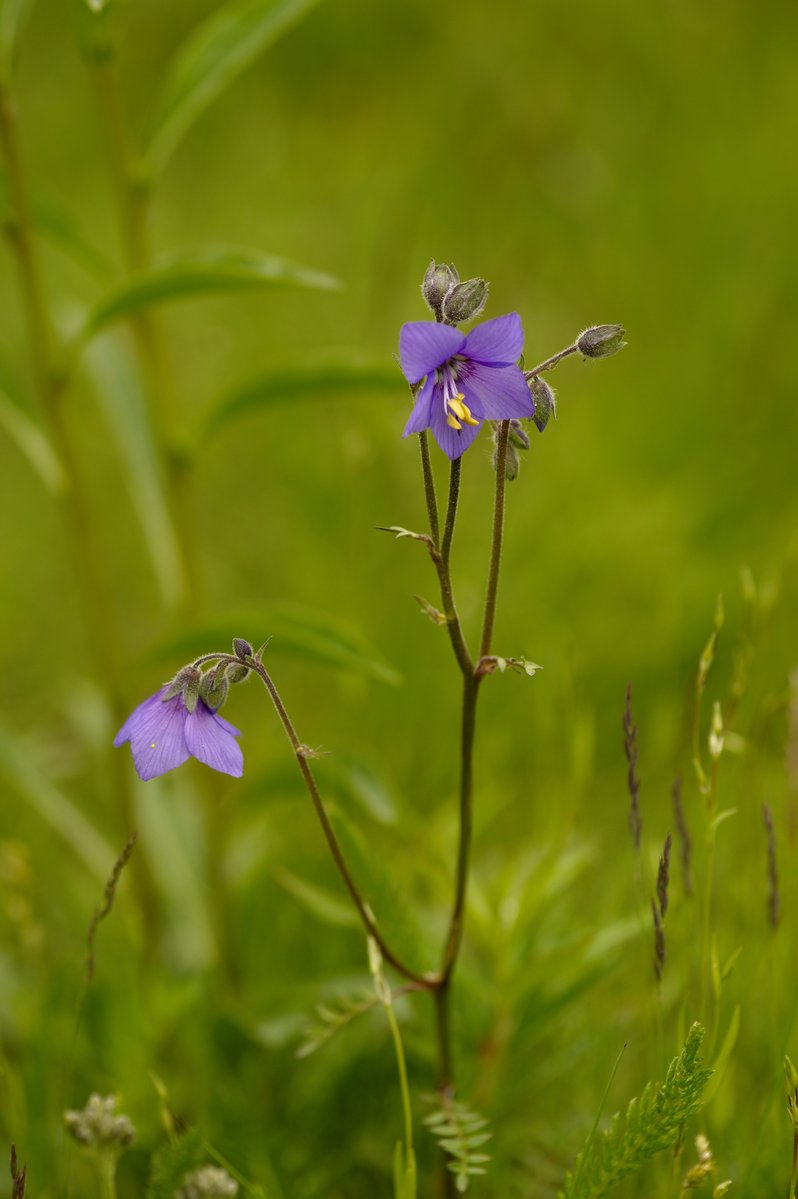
[2,0,798,1195]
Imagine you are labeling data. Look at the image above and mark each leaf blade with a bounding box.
[73,246,340,347]
[147,0,325,175]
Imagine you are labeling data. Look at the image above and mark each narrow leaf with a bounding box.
[73,245,339,346]
[0,0,34,62]
[145,605,401,686]
[0,386,65,492]
[82,339,186,609]
[274,867,360,929]
[148,0,325,174]
[197,358,398,444]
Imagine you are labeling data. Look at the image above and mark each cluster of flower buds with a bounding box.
[164,638,255,714]
[422,260,489,325]
[175,1165,239,1199]
[63,1094,136,1152]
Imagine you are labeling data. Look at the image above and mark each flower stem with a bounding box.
[96,1151,118,1199]
[524,342,579,377]
[479,421,509,660]
[441,458,461,569]
[418,430,440,548]
[248,658,433,989]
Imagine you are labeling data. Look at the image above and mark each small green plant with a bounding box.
[560,1024,712,1199]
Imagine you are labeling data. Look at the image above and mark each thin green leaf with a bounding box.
[30,192,114,282]
[0,0,34,64]
[0,724,115,879]
[0,386,65,492]
[702,1005,741,1105]
[274,867,360,929]
[72,245,339,347]
[145,605,401,686]
[147,0,325,174]
[196,358,399,443]
[82,339,186,610]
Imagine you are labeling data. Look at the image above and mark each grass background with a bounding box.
[1,0,797,1195]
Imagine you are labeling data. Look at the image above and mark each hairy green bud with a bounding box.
[200,666,229,712]
[508,418,531,451]
[528,376,556,432]
[421,261,458,316]
[577,323,627,359]
[441,277,489,324]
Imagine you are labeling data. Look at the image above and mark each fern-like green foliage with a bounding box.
[560,1023,712,1199]
[296,990,379,1059]
[424,1098,492,1193]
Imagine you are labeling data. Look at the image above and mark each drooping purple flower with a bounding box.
[399,313,535,459]
[113,686,243,781]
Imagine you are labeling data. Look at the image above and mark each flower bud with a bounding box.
[441,278,489,325]
[232,637,253,660]
[175,1165,239,1199]
[226,663,249,684]
[527,376,556,432]
[508,418,530,451]
[421,261,458,316]
[492,441,520,481]
[576,324,627,359]
[200,666,229,712]
[63,1094,136,1152]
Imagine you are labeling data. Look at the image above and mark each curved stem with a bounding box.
[249,658,433,989]
[479,421,509,660]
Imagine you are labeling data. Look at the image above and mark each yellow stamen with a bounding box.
[150,742,156,749]
[448,393,479,426]
[446,413,462,430]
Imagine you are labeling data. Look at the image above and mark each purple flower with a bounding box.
[113,686,243,781]
[399,313,534,459]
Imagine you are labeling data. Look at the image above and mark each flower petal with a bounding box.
[399,322,465,384]
[185,702,243,778]
[463,313,523,365]
[121,692,191,781]
[402,374,435,437]
[460,361,534,421]
[113,687,170,746]
[212,711,242,737]
[428,392,482,460]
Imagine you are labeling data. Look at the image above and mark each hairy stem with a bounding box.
[248,658,433,988]
[418,429,440,548]
[524,342,579,377]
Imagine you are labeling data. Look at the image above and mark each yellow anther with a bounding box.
[446,413,463,430]
[448,394,479,426]
[150,742,156,749]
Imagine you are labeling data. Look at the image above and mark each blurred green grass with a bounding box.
[1,0,798,1196]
